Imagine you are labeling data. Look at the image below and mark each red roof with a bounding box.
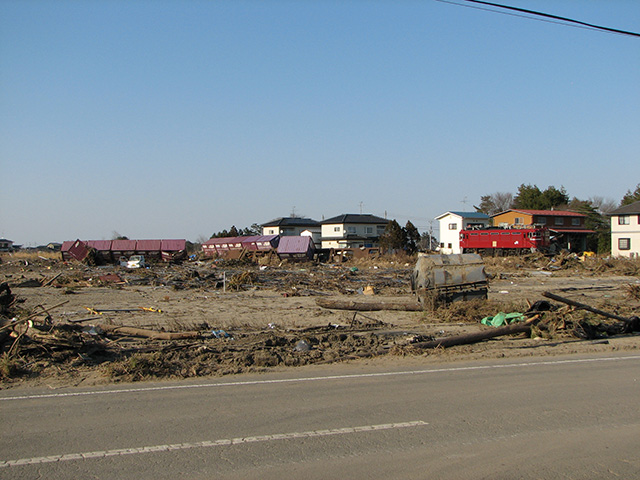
[161,239,186,251]
[495,209,586,217]
[277,236,315,254]
[68,240,89,261]
[136,239,162,251]
[111,239,137,251]
[86,240,112,251]
[203,237,245,247]
[242,235,279,250]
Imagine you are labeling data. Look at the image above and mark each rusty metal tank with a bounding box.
[411,253,488,305]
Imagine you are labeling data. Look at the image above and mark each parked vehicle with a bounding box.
[119,255,146,269]
[459,227,551,255]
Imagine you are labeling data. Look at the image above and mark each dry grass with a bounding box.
[420,298,529,324]
[483,253,640,277]
[0,353,24,380]
[1,251,60,262]
[623,283,640,300]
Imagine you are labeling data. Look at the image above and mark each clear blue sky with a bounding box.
[2,0,639,245]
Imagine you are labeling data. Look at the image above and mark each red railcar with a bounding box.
[460,227,550,255]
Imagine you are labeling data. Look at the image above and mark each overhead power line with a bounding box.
[439,0,640,38]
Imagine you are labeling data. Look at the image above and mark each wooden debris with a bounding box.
[412,315,540,350]
[97,324,199,340]
[42,272,63,287]
[316,298,423,311]
[0,300,69,333]
[542,291,629,321]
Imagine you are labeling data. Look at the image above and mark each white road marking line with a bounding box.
[2,354,639,402]
[0,420,429,468]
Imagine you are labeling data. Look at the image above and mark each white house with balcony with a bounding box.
[435,211,490,254]
[608,201,640,258]
[320,214,389,249]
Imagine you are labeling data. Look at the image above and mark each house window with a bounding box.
[514,217,523,225]
[619,215,630,225]
[447,243,452,249]
[365,227,373,234]
[448,223,457,230]
[269,229,275,235]
[571,218,580,226]
[619,238,631,250]
[536,217,546,225]
[334,226,341,232]
[440,243,444,248]
[347,226,356,234]
[555,217,564,226]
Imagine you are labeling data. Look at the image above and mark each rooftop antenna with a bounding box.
[461,196,469,208]
[359,201,364,214]
[290,206,297,217]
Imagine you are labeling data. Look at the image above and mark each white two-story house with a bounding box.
[608,200,640,258]
[320,214,389,249]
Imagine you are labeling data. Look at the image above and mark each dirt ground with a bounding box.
[1,252,639,389]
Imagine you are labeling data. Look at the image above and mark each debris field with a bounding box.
[1,253,639,387]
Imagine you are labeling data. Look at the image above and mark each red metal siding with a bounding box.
[460,228,550,251]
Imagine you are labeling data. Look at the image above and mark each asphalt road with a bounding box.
[2,353,640,479]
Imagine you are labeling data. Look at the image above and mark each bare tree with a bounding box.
[588,196,617,214]
[477,192,513,215]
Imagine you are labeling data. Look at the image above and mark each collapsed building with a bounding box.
[202,234,316,261]
[61,239,187,264]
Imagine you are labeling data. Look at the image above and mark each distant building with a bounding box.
[320,214,389,249]
[261,217,321,246]
[491,209,592,252]
[435,212,490,254]
[608,200,640,258]
[0,239,14,252]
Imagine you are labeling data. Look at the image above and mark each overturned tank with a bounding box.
[411,253,488,306]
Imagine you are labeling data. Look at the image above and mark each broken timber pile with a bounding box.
[542,291,640,332]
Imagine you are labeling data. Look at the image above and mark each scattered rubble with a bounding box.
[1,253,639,386]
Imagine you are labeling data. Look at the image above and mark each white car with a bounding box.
[120,255,146,269]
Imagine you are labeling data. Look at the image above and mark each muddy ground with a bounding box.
[1,253,639,389]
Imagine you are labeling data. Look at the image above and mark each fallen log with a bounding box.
[97,324,199,340]
[412,316,540,350]
[316,298,423,312]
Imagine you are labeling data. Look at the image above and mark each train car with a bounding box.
[460,227,550,255]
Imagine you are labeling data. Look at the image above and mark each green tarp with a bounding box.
[481,312,525,327]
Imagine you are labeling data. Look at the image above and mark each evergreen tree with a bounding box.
[568,198,609,253]
[404,221,421,254]
[513,184,568,210]
[379,220,406,252]
[621,184,640,206]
